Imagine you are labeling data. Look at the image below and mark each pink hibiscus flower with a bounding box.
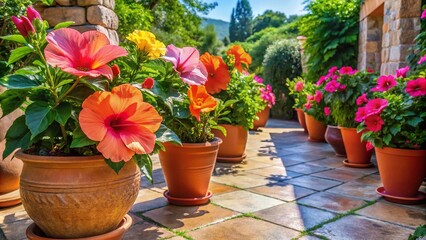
[163,44,208,85]
[355,107,367,122]
[365,98,388,115]
[371,75,397,92]
[314,90,323,103]
[295,81,304,92]
[328,66,338,74]
[418,54,426,65]
[339,66,355,75]
[422,9,426,19]
[396,66,409,78]
[45,28,128,80]
[316,76,326,86]
[367,68,374,73]
[356,93,368,106]
[307,95,314,101]
[324,107,331,116]
[254,75,264,83]
[304,102,311,110]
[406,78,426,97]
[325,80,340,92]
[364,114,384,132]
[338,84,347,91]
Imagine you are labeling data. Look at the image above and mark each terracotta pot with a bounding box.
[252,107,270,130]
[324,125,346,157]
[212,125,248,163]
[375,147,426,198]
[159,138,221,203]
[296,108,308,133]
[16,151,140,239]
[340,127,373,164]
[304,113,326,142]
[0,97,23,207]
[26,214,133,240]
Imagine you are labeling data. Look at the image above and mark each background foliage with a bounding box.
[299,0,361,82]
[263,39,302,119]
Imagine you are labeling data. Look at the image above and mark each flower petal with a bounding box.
[78,108,108,141]
[127,102,162,132]
[119,124,156,154]
[178,47,200,72]
[180,62,208,85]
[163,44,181,67]
[97,130,134,162]
[109,84,143,114]
[91,45,128,69]
[45,28,83,63]
[82,30,110,57]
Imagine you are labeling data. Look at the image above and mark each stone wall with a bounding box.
[358,16,383,72]
[34,0,119,45]
[381,0,421,75]
[358,0,422,75]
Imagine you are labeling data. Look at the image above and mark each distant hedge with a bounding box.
[263,40,302,119]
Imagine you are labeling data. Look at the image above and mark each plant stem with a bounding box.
[59,77,81,102]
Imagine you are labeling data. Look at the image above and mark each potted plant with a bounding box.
[1,9,170,238]
[303,81,327,142]
[320,66,377,167]
[252,75,276,130]
[201,46,264,163]
[356,64,426,204]
[287,77,308,132]
[120,42,223,206]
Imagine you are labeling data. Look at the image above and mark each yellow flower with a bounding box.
[126,30,166,59]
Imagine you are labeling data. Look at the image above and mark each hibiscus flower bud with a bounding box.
[111,64,120,78]
[26,6,42,22]
[142,77,155,89]
[11,16,35,37]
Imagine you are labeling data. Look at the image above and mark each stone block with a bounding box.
[55,0,76,5]
[77,0,103,6]
[72,24,109,38]
[389,31,399,46]
[107,29,119,45]
[389,46,401,61]
[398,0,421,18]
[87,5,118,30]
[366,41,379,52]
[398,29,418,44]
[104,0,115,9]
[42,7,86,27]
[396,18,414,30]
[381,47,389,62]
[382,33,390,47]
[382,23,389,33]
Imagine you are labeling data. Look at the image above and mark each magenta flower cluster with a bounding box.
[11,7,41,37]
[260,84,276,108]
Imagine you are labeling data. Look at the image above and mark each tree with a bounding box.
[229,0,253,42]
[223,36,230,46]
[252,10,286,34]
[199,24,222,54]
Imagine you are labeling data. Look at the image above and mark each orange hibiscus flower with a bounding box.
[79,84,162,162]
[188,85,217,122]
[226,45,252,72]
[200,52,230,94]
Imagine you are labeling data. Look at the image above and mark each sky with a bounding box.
[201,0,307,22]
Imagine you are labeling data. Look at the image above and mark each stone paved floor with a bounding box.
[1,119,425,240]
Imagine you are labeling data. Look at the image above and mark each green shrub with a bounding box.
[300,0,361,82]
[263,39,302,119]
[407,2,426,70]
[115,0,153,40]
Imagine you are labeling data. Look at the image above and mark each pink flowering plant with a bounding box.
[286,77,308,109]
[0,7,182,178]
[257,76,276,108]
[319,66,378,127]
[356,65,426,150]
[302,81,329,124]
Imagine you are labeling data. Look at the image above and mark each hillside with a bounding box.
[201,18,230,40]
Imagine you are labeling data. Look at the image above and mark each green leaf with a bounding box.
[407,117,423,127]
[53,21,75,30]
[390,124,401,136]
[15,66,40,75]
[0,89,26,117]
[70,127,97,148]
[383,134,392,146]
[104,159,125,174]
[134,154,153,184]
[54,102,72,125]
[155,124,182,145]
[8,46,34,65]
[3,116,31,159]
[2,74,41,89]
[211,125,227,136]
[0,35,27,44]
[57,79,75,88]
[25,102,55,139]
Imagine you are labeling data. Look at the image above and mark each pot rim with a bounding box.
[375,147,426,156]
[15,149,105,163]
[166,137,223,148]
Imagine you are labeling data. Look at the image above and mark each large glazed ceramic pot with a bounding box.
[159,138,222,205]
[212,125,248,163]
[324,125,346,157]
[16,151,140,238]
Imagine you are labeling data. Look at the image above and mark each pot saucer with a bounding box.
[342,159,374,168]
[376,187,426,205]
[0,189,21,208]
[217,154,247,163]
[164,190,212,206]
[26,214,132,240]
